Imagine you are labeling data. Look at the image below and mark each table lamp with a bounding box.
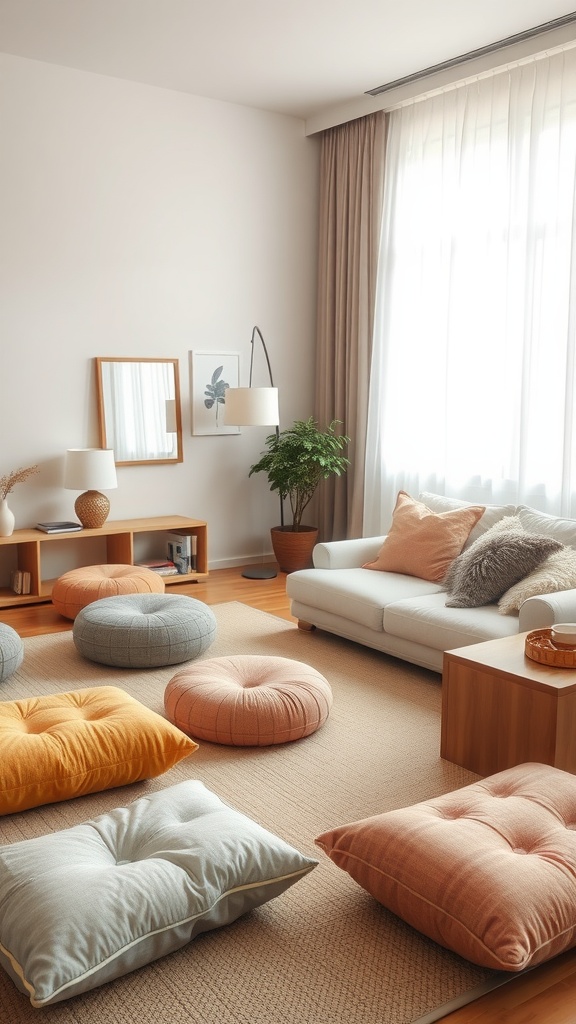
[64,448,118,529]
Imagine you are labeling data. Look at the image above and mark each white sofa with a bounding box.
[286,493,576,673]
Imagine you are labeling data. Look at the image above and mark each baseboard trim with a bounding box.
[208,554,276,571]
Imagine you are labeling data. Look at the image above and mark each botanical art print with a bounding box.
[190,352,240,435]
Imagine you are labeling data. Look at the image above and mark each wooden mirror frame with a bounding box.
[95,357,184,466]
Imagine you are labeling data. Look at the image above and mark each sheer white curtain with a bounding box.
[364,49,576,535]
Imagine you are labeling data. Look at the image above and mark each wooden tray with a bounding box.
[525,628,576,668]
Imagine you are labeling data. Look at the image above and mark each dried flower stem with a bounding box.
[0,464,39,501]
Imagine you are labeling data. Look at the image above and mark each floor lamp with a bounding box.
[224,326,283,580]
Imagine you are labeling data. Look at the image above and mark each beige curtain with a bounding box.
[315,111,387,541]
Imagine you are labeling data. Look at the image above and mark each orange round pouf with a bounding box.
[51,564,165,620]
[164,655,333,746]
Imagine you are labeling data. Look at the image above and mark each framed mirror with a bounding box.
[95,357,183,466]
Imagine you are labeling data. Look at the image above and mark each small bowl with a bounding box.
[551,623,576,648]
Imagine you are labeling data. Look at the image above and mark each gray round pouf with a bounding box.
[0,622,24,682]
[72,593,217,668]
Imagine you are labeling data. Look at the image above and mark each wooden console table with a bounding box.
[0,516,208,609]
[441,632,576,776]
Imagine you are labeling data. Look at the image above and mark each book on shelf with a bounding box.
[11,570,31,595]
[36,521,83,534]
[137,558,175,568]
[166,532,197,574]
[137,559,180,576]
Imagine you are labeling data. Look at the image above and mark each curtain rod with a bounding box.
[366,11,576,97]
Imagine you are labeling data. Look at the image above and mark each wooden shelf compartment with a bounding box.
[0,515,208,609]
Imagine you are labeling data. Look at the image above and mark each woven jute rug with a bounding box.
[0,602,510,1024]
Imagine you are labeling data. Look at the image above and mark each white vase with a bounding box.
[0,498,15,537]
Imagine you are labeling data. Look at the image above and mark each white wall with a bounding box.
[0,53,319,569]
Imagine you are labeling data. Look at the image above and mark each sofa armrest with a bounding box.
[519,590,576,631]
[313,536,386,570]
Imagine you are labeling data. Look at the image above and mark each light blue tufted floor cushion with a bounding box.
[0,623,24,682]
[0,780,316,1006]
[72,593,217,668]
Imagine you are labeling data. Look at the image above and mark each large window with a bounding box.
[364,49,576,533]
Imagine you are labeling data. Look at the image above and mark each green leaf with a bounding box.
[248,418,350,530]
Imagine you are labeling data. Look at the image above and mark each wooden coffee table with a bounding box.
[441,632,576,776]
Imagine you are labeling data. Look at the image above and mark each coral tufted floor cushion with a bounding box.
[51,564,165,620]
[165,654,333,746]
[316,762,576,972]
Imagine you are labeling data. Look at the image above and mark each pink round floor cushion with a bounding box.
[51,564,165,620]
[165,655,333,746]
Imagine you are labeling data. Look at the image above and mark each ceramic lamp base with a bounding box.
[74,490,110,529]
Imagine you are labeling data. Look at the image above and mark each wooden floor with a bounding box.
[0,565,297,638]
[3,565,576,1023]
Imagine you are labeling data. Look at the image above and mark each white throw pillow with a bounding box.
[499,547,576,614]
[418,492,518,548]
[517,505,576,547]
[0,781,317,1007]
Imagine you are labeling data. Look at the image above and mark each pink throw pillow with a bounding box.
[363,491,484,582]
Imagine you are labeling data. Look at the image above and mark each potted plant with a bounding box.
[249,417,350,572]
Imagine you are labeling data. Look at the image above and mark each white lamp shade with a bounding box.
[64,449,118,491]
[223,387,279,427]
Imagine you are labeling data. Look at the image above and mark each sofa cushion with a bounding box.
[499,546,576,614]
[383,592,519,652]
[0,686,198,815]
[315,763,576,972]
[444,518,563,608]
[419,492,518,548]
[287,566,442,632]
[0,781,317,1006]
[364,491,484,583]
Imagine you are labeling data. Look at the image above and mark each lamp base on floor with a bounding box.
[241,566,278,580]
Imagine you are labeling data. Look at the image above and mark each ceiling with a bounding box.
[1,0,575,122]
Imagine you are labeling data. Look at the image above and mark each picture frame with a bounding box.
[190,352,241,435]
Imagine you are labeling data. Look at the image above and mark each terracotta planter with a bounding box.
[270,525,319,574]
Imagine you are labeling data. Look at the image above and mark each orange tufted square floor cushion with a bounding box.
[51,564,165,620]
[316,762,576,973]
[0,685,197,815]
[165,654,333,746]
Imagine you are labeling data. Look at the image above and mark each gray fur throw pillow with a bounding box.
[444,523,563,608]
